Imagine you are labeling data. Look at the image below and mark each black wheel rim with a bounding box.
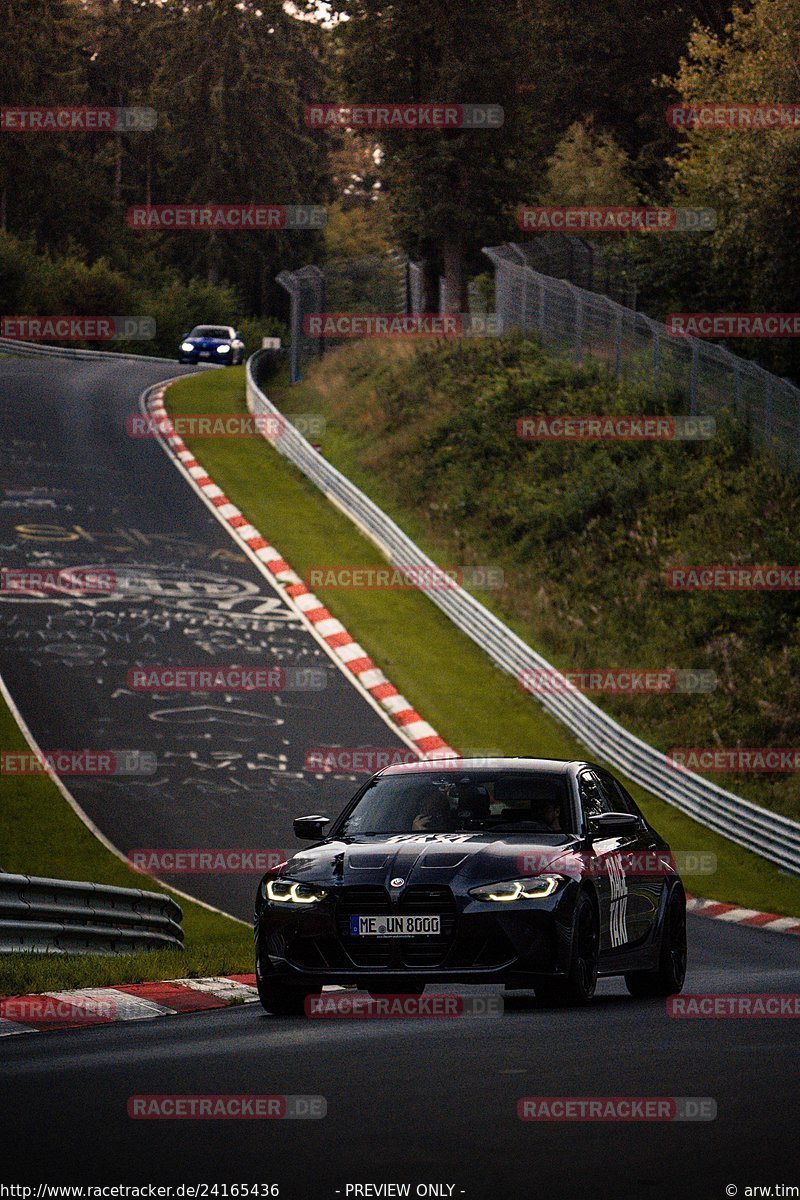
[576,902,599,994]
[668,896,687,982]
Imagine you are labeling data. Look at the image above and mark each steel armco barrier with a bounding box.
[0,335,183,365]
[0,872,184,954]
[246,351,800,875]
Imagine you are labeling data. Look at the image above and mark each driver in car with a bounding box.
[411,792,452,831]
[491,792,563,833]
[537,798,562,833]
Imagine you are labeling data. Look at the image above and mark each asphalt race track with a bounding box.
[2,920,799,1199]
[0,354,414,918]
[1,356,799,1200]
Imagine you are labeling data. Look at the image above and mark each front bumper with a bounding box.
[255,882,578,986]
[178,348,232,362]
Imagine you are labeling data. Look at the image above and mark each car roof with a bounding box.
[376,756,590,777]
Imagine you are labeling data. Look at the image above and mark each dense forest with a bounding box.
[1,0,798,374]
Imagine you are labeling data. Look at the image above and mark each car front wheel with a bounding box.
[535,891,599,1006]
[256,957,311,1016]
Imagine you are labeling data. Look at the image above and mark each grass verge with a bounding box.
[164,365,800,919]
[0,685,252,996]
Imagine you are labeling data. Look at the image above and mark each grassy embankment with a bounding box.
[161,360,800,919]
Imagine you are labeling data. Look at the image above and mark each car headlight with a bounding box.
[180,341,195,353]
[469,874,562,902]
[215,344,231,354]
[263,878,328,905]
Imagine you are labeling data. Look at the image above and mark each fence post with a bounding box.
[764,375,773,444]
[689,341,699,416]
[614,308,623,379]
[276,271,300,383]
[317,267,326,359]
[652,324,661,386]
[574,290,584,364]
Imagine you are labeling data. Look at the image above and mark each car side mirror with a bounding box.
[589,812,641,837]
[294,814,330,840]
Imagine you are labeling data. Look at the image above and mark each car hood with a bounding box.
[280,834,582,890]
[185,337,230,347]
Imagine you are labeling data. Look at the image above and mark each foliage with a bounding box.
[0,230,244,356]
[539,122,640,206]
[295,336,800,823]
[0,0,332,319]
[650,0,800,378]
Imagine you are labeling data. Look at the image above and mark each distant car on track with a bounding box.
[254,757,687,1015]
[178,325,245,365]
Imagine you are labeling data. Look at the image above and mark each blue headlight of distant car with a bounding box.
[215,344,231,354]
[180,341,195,353]
[469,874,563,902]
[263,878,328,905]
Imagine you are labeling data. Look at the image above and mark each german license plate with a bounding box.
[349,914,441,937]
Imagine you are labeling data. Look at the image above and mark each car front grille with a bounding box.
[334,884,457,968]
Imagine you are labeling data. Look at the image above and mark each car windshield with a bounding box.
[189,326,231,338]
[338,770,573,836]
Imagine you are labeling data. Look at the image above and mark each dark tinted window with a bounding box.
[597,769,638,815]
[578,770,614,819]
[190,325,231,338]
[338,770,573,836]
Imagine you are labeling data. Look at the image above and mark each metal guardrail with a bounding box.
[246,351,800,875]
[0,872,184,955]
[0,335,181,365]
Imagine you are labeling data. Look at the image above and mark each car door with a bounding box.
[599,770,673,943]
[578,769,639,955]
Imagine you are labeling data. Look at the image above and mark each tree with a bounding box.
[333,0,532,310]
[149,0,331,310]
[658,0,800,377]
[539,121,640,205]
[516,0,736,193]
[0,0,88,241]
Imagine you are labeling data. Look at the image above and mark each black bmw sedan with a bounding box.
[254,757,687,1014]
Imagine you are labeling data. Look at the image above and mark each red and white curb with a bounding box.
[4,895,799,1037]
[140,387,800,942]
[686,895,800,936]
[0,974,260,1037]
[146,385,455,761]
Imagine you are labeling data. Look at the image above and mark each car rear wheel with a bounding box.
[625,888,687,998]
[256,957,311,1016]
[534,891,598,1006]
